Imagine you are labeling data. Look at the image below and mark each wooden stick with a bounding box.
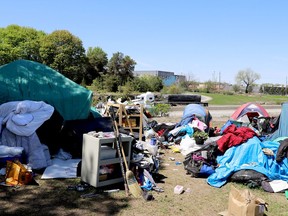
[122,104,134,136]
[108,106,129,197]
[110,107,143,198]
[139,104,143,141]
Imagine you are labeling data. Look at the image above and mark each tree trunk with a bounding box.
[245,84,249,93]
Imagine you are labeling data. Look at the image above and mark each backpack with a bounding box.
[256,116,279,135]
[247,116,279,136]
[183,141,220,178]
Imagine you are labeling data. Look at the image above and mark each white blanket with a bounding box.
[0,145,24,157]
[1,100,54,136]
[0,100,54,169]
[1,128,52,169]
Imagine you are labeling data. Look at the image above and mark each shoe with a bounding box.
[131,153,144,163]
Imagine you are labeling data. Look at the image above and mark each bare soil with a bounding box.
[0,109,287,216]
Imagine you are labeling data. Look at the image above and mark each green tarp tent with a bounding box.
[0,59,93,120]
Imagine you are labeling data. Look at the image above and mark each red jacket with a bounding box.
[217,124,257,153]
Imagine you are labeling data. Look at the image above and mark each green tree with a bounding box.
[91,77,105,92]
[85,47,108,85]
[235,68,261,93]
[0,25,45,64]
[131,77,149,92]
[106,52,136,86]
[142,75,163,92]
[118,79,135,96]
[102,74,120,92]
[39,30,86,83]
[128,75,164,92]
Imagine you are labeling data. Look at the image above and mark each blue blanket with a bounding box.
[207,136,288,188]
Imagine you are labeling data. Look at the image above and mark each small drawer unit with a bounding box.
[81,134,132,187]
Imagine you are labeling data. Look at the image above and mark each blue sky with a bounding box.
[1,1,288,85]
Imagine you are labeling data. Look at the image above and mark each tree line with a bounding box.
[0,25,163,93]
[1,25,267,95]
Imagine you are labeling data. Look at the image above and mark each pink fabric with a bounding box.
[191,119,207,131]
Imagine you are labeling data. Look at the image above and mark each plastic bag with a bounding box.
[5,160,33,186]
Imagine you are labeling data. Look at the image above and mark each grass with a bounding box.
[1,94,287,215]
[201,93,288,105]
[1,153,287,216]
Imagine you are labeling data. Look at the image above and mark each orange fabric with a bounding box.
[5,160,33,186]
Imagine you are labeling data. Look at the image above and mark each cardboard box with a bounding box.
[99,174,108,181]
[123,118,137,127]
[219,186,268,216]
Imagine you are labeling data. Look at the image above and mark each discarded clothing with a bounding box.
[207,136,288,188]
[0,145,24,157]
[216,124,256,153]
[276,138,288,162]
[0,100,54,136]
[190,119,207,131]
[1,128,52,169]
[153,123,176,140]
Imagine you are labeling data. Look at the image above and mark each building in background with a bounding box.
[133,70,186,86]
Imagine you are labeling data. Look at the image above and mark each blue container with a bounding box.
[150,137,157,145]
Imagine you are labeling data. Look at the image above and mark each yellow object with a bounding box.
[123,118,137,127]
[170,146,180,153]
[5,160,33,186]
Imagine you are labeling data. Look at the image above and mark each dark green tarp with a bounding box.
[0,59,93,120]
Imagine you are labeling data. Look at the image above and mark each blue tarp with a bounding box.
[207,136,288,188]
[268,102,288,140]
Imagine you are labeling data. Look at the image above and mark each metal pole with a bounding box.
[218,71,221,91]
[285,76,287,95]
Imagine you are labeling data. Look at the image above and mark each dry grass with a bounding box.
[1,148,287,216]
[0,113,287,216]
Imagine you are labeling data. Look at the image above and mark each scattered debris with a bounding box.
[174,185,184,194]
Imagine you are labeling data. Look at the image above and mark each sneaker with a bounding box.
[131,153,144,163]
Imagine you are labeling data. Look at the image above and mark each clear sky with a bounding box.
[1,0,288,85]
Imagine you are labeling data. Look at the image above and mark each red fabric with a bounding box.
[157,129,165,136]
[217,124,257,153]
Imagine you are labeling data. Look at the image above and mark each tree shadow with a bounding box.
[0,178,131,216]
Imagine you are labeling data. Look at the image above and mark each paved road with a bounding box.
[169,104,282,121]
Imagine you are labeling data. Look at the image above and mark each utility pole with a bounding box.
[285,76,287,96]
[218,71,221,90]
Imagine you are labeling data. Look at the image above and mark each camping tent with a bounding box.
[0,59,93,120]
[230,102,270,123]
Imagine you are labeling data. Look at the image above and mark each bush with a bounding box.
[148,103,171,117]
[161,84,185,94]
[222,91,234,95]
